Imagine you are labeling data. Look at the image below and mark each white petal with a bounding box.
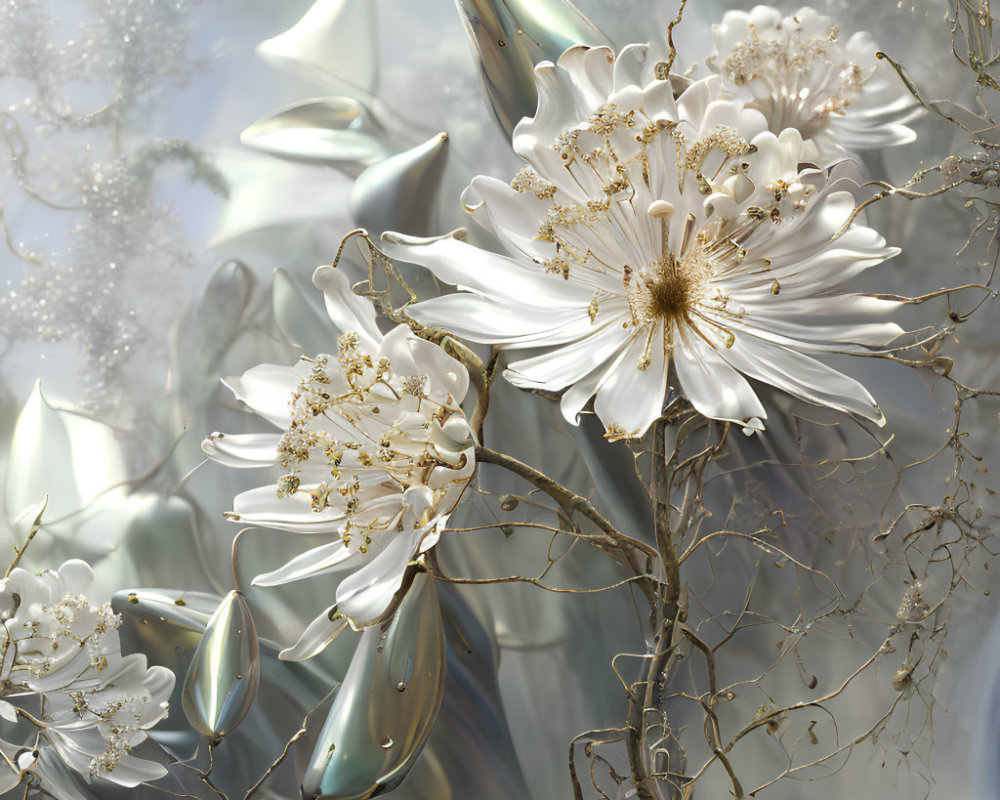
[253,540,368,587]
[673,326,767,427]
[504,320,631,392]
[279,605,351,661]
[409,293,598,346]
[335,528,424,627]
[222,362,305,429]
[593,322,668,437]
[383,232,594,306]
[202,432,280,468]
[312,265,382,348]
[724,332,884,424]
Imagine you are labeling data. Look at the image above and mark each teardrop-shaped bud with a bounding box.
[349,132,449,236]
[181,590,260,738]
[455,0,611,138]
[301,573,445,800]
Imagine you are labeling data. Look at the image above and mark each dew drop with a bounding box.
[379,736,394,749]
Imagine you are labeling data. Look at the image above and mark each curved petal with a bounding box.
[673,325,767,428]
[335,528,425,627]
[279,606,351,661]
[202,432,280,468]
[593,321,668,437]
[252,540,371,587]
[312,265,382,348]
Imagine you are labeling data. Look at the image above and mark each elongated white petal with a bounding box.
[312,265,382,348]
[336,529,424,627]
[593,322,668,437]
[674,326,767,427]
[725,332,884,424]
[202,432,279,468]
[253,540,371,587]
[222,362,304,429]
[279,606,351,661]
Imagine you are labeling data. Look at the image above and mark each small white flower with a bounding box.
[204,267,474,646]
[708,5,918,162]
[388,44,903,438]
[0,560,174,796]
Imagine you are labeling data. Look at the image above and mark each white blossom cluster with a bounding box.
[390,6,916,439]
[204,266,474,652]
[0,560,173,794]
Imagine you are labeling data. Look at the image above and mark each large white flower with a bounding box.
[707,6,918,162]
[204,267,474,648]
[0,560,174,796]
[387,44,904,438]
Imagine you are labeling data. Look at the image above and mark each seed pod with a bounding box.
[181,590,260,738]
[301,573,445,800]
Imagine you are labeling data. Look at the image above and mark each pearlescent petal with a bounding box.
[241,98,390,169]
[384,231,595,306]
[673,326,767,427]
[335,528,425,628]
[593,321,668,437]
[253,541,371,587]
[257,0,378,94]
[312,265,383,348]
[279,606,351,662]
[202,432,279,468]
[724,332,884,425]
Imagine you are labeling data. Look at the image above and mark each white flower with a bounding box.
[387,44,904,438]
[707,5,918,162]
[0,560,174,796]
[204,267,474,646]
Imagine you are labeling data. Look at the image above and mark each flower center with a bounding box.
[647,254,694,323]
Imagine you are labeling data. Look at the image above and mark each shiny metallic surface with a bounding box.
[180,589,261,738]
[241,98,390,170]
[454,0,610,137]
[349,132,450,236]
[301,573,445,800]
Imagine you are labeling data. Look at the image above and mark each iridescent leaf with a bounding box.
[455,0,611,137]
[207,148,352,245]
[349,132,449,236]
[258,0,379,95]
[241,98,391,170]
[301,573,445,800]
[181,590,261,738]
[6,382,125,527]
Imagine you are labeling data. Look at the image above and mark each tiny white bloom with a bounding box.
[0,560,174,796]
[204,267,474,646]
[708,5,919,162]
[388,44,904,438]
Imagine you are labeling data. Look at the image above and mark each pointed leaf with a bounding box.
[241,98,391,169]
[257,0,379,94]
[349,133,449,236]
[456,0,611,137]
